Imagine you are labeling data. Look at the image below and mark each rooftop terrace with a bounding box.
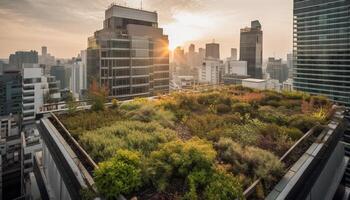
[50,86,337,199]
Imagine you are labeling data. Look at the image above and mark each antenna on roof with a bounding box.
[141,0,143,10]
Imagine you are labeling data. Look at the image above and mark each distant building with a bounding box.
[287,53,293,78]
[0,71,22,116]
[9,51,38,70]
[38,46,55,71]
[69,52,87,99]
[200,58,222,84]
[223,74,250,85]
[87,5,169,99]
[224,60,248,76]
[205,42,220,59]
[230,48,238,61]
[283,78,293,92]
[174,47,186,66]
[266,57,288,83]
[242,78,266,90]
[50,65,67,89]
[240,20,263,79]
[293,0,350,107]
[242,78,281,91]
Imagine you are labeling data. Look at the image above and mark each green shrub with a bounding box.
[204,170,243,200]
[289,114,320,133]
[94,150,142,199]
[147,138,216,192]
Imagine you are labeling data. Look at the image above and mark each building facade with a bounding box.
[0,71,22,116]
[87,5,170,100]
[240,20,263,79]
[293,0,350,107]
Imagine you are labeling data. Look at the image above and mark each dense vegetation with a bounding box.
[60,86,331,199]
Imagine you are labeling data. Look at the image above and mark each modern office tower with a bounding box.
[205,42,220,59]
[200,58,222,84]
[50,65,67,89]
[266,57,289,83]
[87,5,170,99]
[9,51,38,70]
[293,0,350,107]
[22,64,60,126]
[0,71,22,116]
[240,20,263,79]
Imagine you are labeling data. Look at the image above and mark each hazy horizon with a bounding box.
[0,0,293,60]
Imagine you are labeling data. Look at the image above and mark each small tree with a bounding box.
[89,79,109,112]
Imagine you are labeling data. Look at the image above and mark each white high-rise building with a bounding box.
[200,58,221,84]
[69,51,87,99]
[22,64,60,126]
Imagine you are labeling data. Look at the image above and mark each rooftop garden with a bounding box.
[58,85,331,200]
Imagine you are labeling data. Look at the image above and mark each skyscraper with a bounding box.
[205,42,220,59]
[240,20,263,79]
[87,5,169,99]
[293,0,350,107]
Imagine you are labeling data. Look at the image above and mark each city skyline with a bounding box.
[0,0,293,59]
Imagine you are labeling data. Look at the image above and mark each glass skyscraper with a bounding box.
[87,5,169,100]
[293,0,350,107]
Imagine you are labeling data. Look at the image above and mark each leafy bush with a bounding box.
[147,138,216,193]
[216,138,284,183]
[94,150,142,199]
[204,170,243,200]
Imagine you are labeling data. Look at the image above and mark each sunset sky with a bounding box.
[0,0,293,60]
